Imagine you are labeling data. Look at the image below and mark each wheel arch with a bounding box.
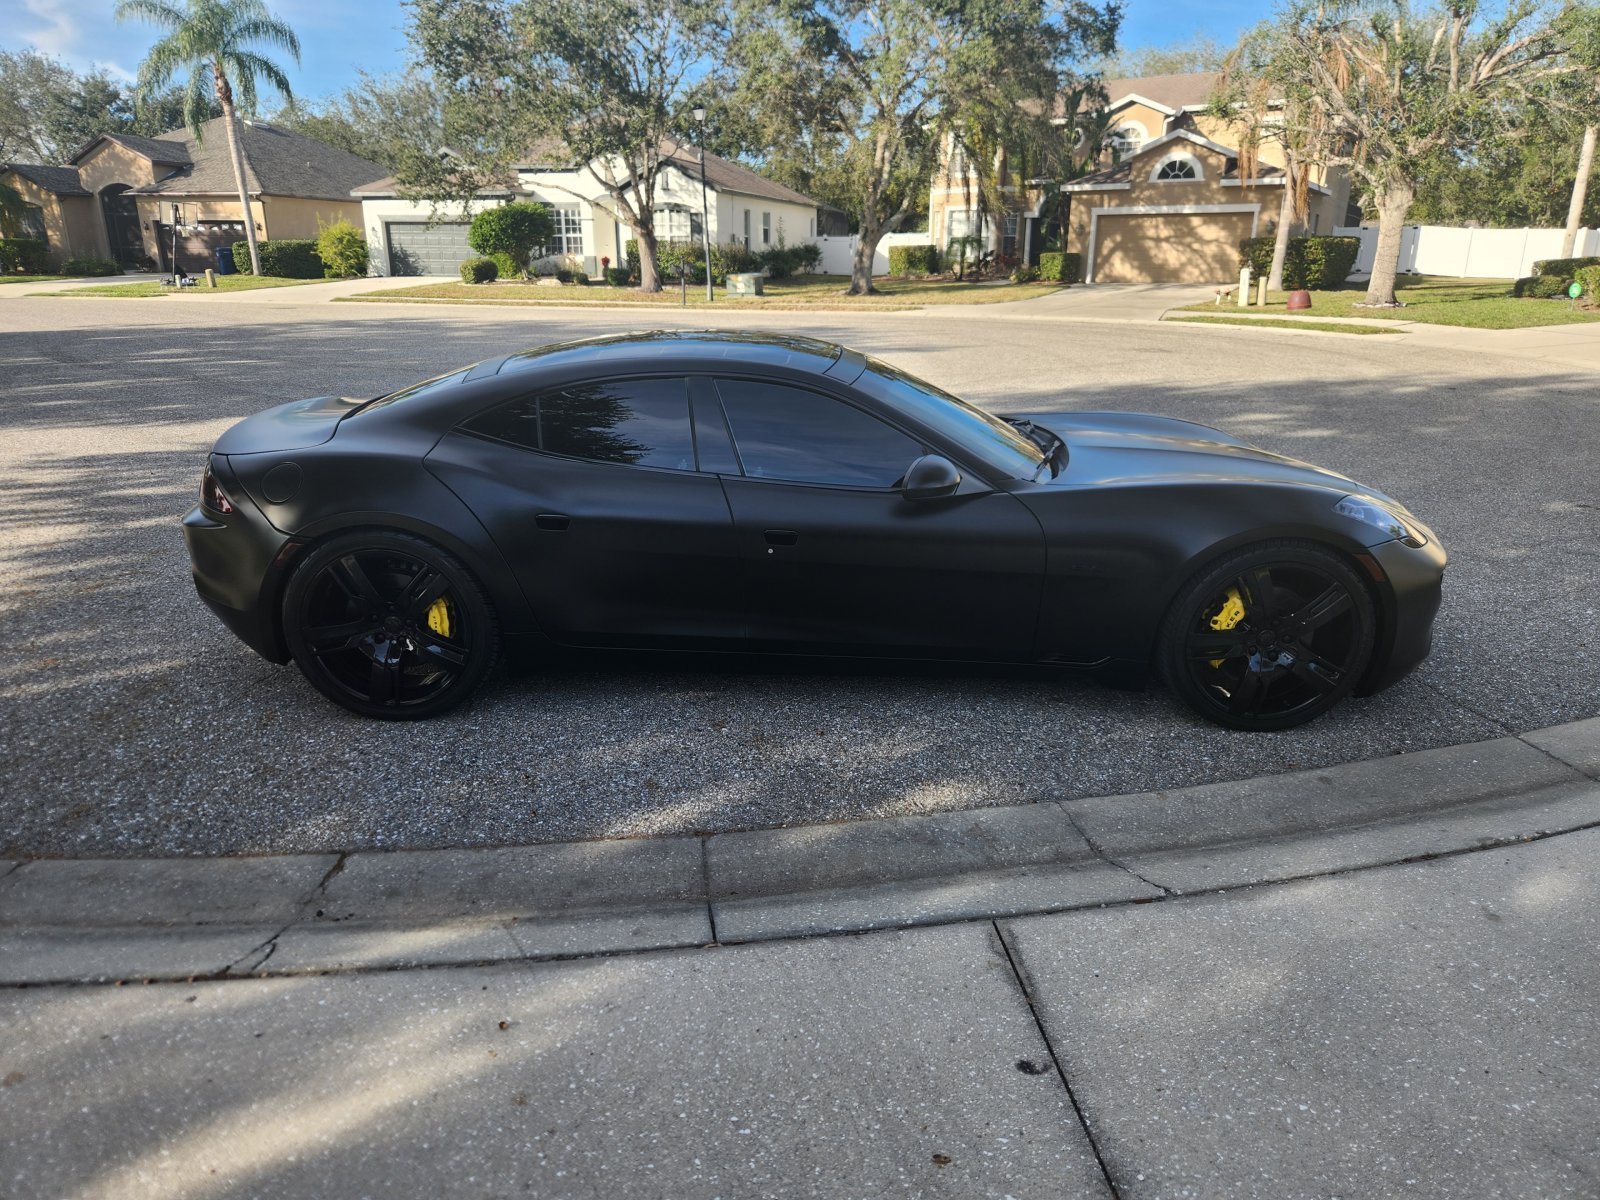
[256,511,536,663]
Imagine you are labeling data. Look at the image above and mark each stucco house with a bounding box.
[927,72,1358,284]
[1,119,387,272]
[356,138,821,278]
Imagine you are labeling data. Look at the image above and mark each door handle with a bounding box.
[763,529,798,546]
[536,513,571,531]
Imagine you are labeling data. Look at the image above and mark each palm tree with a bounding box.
[116,0,301,276]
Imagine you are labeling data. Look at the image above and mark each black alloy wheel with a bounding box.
[283,531,499,719]
[1159,541,1376,731]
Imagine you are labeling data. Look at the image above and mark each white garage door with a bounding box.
[386,222,472,276]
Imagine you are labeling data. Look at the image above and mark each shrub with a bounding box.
[62,257,121,276]
[605,266,630,286]
[1010,264,1040,283]
[1038,251,1082,283]
[1237,236,1360,288]
[1531,256,1600,278]
[460,256,498,284]
[0,237,49,273]
[488,251,523,280]
[315,218,368,278]
[232,239,323,278]
[755,242,822,279]
[468,203,554,274]
[1575,264,1600,302]
[1511,273,1572,299]
[888,244,941,276]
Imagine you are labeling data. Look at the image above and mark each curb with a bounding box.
[3,718,1596,986]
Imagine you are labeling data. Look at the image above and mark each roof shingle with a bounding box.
[124,118,389,201]
[1,162,90,196]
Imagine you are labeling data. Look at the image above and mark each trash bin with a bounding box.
[214,247,236,275]
[727,271,763,296]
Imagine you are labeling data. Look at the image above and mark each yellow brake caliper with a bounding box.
[426,595,453,638]
[1208,587,1246,667]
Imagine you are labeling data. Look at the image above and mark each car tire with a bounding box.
[283,530,499,719]
[1157,540,1376,731]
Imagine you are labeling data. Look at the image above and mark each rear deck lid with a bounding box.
[211,395,365,454]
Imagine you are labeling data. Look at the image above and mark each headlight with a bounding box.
[1334,495,1426,546]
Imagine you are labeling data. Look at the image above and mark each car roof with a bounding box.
[487,330,848,380]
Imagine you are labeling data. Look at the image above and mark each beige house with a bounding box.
[928,72,1357,284]
[1,119,386,272]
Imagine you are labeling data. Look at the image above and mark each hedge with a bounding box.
[62,257,121,276]
[888,244,941,276]
[1237,236,1360,289]
[0,238,49,273]
[1575,264,1600,301]
[315,218,368,278]
[1530,256,1600,278]
[1038,251,1082,283]
[460,256,498,284]
[628,239,769,286]
[232,239,324,278]
[1511,273,1573,299]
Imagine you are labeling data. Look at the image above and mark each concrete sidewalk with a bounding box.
[4,823,1596,1198]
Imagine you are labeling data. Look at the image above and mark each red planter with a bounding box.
[1286,289,1313,311]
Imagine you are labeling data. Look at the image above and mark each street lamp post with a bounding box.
[692,105,712,302]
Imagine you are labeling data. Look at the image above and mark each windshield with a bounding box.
[852,357,1046,480]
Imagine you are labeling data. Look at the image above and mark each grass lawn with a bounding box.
[1166,315,1404,335]
[1,274,73,284]
[44,275,322,297]
[339,274,1068,311]
[1179,275,1600,329]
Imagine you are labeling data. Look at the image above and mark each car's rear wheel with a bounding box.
[1158,541,1376,731]
[283,531,498,719]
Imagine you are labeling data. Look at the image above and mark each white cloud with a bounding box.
[20,0,82,56]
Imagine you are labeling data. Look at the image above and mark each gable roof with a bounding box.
[70,131,191,166]
[123,118,389,201]
[1064,128,1239,190]
[1102,72,1222,114]
[659,139,817,207]
[1,162,91,196]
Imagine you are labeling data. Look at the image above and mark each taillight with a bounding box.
[201,461,235,514]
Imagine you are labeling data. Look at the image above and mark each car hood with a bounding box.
[1017,411,1360,494]
[212,395,366,455]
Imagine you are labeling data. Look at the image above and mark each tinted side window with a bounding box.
[464,378,695,471]
[716,380,920,488]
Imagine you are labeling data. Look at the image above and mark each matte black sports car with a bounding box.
[183,331,1445,730]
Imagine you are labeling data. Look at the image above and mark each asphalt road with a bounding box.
[1,294,1593,856]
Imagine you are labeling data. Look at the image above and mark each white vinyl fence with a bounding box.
[815,231,935,276]
[1334,224,1600,280]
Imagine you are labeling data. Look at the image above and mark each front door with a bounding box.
[709,377,1045,659]
[426,376,745,648]
[100,186,143,267]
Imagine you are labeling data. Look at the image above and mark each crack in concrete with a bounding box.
[700,836,720,945]
[0,861,27,882]
[1056,804,1174,896]
[215,853,352,978]
[1513,734,1600,783]
[992,920,1124,1200]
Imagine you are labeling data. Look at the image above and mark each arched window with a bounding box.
[1152,156,1202,182]
[1106,123,1145,160]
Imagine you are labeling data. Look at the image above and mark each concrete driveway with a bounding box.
[0,293,1595,856]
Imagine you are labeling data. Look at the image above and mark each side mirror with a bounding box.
[902,454,962,500]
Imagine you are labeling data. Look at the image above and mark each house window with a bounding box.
[20,205,47,244]
[762,211,771,246]
[1155,159,1199,181]
[1002,213,1018,256]
[551,205,583,254]
[1106,123,1145,160]
[651,206,700,244]
[743,208,751,249]
[809,216,814,238]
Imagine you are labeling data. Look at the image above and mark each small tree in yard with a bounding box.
[468,202,555,278]
[315,217,368,278]
[1257,0,1600,308]
[117,0,302,278]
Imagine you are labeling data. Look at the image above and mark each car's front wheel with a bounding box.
[1157,541,1376,731]
[283,530,499,719]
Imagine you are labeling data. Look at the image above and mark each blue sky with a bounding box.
[8,0,1273,103]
